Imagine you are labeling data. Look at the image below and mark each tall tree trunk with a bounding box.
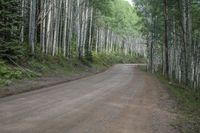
[63,0,69,57]
[20,0,25,43]
[164,0,169,79]
[77,0,81,58]
[29,0,37,54]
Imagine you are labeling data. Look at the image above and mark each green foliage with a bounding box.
[27,59,47,73]
[192,0,200,35]
[89,0,114,16]
[0,50,145,88]
[85,51,93,62]
[95,0,142,37]
[0,60,23,86]
[0,61,22,79]
[0,0,22,62]
[0,56,84,87]
[69,36,78,58]
[0,42,26,61]
[92,52,145,69]
[109,0,142,36]
[0,0,21,42]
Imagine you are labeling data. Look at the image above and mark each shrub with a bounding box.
[0,60,24,85]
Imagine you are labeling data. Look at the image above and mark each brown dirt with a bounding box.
[0,64,178,133]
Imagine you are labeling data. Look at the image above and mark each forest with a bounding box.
[134,0,200,89]
[0,0,145,58]
[0,0,145,86]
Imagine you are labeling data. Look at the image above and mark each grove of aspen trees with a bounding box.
[135,0,200,89]
[0,0,145,59]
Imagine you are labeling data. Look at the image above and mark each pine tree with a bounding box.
[0,0,22,61]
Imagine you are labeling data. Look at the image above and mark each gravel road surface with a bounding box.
[0,64,176,133]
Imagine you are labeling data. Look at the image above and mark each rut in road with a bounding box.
[0,64,177,133]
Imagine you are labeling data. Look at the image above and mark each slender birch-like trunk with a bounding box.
[29,0,37,54]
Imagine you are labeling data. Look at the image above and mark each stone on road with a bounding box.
[0,64,176,133]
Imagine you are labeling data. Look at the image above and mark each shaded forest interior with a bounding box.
[0,0,146,86]
[135,0,200,89]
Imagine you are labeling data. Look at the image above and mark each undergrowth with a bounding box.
[157,74,200,133]
[0,52,145,87]
[0,60,24,86]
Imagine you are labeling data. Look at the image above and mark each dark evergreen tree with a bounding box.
[0,0,22,61]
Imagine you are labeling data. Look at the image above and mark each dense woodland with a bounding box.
[134,0,200,89]
[0,0,145,61]
[0,0,147,86]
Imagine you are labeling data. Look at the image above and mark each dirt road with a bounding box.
[0,64,176,133]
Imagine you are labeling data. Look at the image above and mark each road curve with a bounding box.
[0,64,176,133]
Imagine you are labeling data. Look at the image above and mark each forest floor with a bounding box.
[0,64,178,133]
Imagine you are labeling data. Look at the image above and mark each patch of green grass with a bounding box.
[0,57,87,87]
[0,52,145,87]
[27,56,87,76]
[157,74,200,133]
[0,60,25,86]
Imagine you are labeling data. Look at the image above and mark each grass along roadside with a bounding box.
[0,53,145,97]
[157,74,200,133]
